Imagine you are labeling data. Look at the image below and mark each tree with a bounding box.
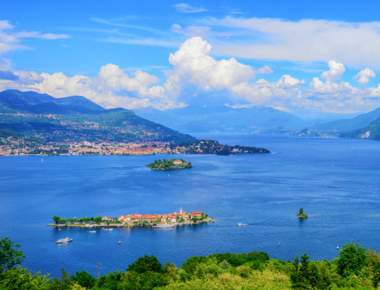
[0,268,50,290]
[291,254,311,289]
[370,261,380,289]
[71,271,96,289]
[127,256,162,273]
[93,216,102,224]
[52,216,61,224]
[297,208,308,220]
[336,243,368,277]
[0,238,24,273]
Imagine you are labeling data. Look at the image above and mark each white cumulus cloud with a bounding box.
[356,68,376,84]
[2,37,380,114]
[321,60,345,82]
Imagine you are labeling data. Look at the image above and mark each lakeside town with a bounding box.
[0,138,270,156]
[50,209,214,229]
[0,139,175,156]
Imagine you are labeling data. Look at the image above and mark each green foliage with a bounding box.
[209,251,269,269]
[0,267,50,290]
[336,243,368,277]
[0,238,24,273]
[2,237,380,290]
[147,159,192,171]
[181,256,208,275]
[127,256,162,273]
[71,271,96,289]
[372,261,380,288]
[51,216,116,225]
[297,208,308,220]
[52,216,62,224]
[290,255,334,289]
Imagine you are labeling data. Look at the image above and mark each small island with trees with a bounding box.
[297,208,308,221]
[50,209,213,229]
[147,159,192,171]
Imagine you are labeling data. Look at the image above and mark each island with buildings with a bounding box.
[147,159,192,170]
[49,209,213,229]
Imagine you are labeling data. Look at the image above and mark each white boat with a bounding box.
[117,240,123,245]
[88,230,96,234]
[237,223,248,227]
[56,237,73,244]
[103,228,113,231]
[154,223,177,228]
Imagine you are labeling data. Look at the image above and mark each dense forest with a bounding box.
[1,237,380,289]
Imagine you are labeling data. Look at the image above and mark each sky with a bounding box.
[2,0,380,116]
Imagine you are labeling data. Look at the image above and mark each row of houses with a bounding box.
[118,209,204,224]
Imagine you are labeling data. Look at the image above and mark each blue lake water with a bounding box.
[0,136,380,276]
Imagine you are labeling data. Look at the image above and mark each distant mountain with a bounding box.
[137,105,307,135]
[344,117,380,140]
[0,89,104,114]
[313,107,380,133]
[0,90,195,144]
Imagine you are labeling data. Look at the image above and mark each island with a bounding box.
[147,159,192,170]
[50,209,213,229]
[297,208,308,221]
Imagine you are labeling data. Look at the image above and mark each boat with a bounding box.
[237,223,248,227]
[56,237,73,244]
[88,230,96,234]
[117,240,123,245]
[153,223,177,228]
[103,228,113,231]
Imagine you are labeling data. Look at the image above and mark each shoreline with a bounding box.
[48,218,214,229]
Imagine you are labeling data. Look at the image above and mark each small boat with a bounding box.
[56,237,73,244]
[336,245,340,250]
[237,223,248,227]
[88,230,96,234]
[154,223,177,228]
[103,228,113,231]
[117,240,123,245]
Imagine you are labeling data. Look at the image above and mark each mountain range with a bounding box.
[137,105,308,135]
[0,90,270,155]
[0,89,198,144]
[1,89,379,148]
[306,107,380,140]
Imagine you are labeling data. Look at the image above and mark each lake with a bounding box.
[0,136,380,276]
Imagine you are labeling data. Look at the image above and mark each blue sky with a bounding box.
[2,0,380,115]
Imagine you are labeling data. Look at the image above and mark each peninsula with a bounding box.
[50,210,213,229]
[147,159,192,170]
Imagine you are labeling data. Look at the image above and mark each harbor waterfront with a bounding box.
[49,210,213,229]
[1,135,380,276]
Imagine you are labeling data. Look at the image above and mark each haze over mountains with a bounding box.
[312,108,380,135]
[137,105,308,135]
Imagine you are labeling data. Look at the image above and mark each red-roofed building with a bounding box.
[191,211,203,218]
[142,214,159,221]
[130,214,143,220]
[118,215,130,223]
